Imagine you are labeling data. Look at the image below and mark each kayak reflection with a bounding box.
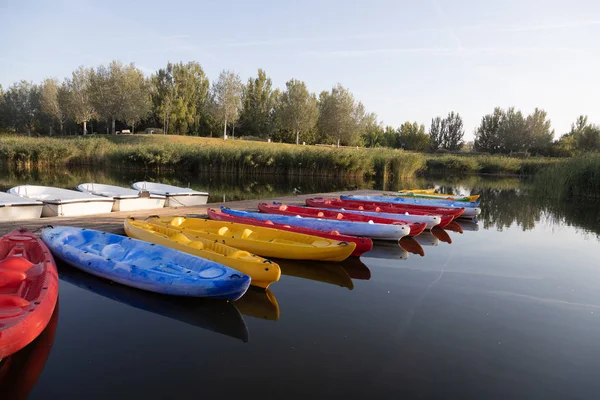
[0,302,59,400]
[276,259,354,290]
[457,220,480,232]
[413,231,441,247]
[444,220,464,234]
[235,288,280,321]
[431,226,452,244]
[340,258,371,280]
[58,264,249,343]
[367,241,410,260]
[398,237,425,256]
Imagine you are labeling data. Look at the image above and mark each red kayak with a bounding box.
[258,203,428,237]
[0,229,59,359]
[207,208,373,257]
[306,197,462,226]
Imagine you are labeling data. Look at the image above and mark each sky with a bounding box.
[1,0,599,140]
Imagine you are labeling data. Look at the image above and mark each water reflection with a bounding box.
[58,264,249,342]
[0,303,58,400]
[276,259,354,289]
[367,241,409,260]
[398,237,425,256]
[431,226,452,244]
[413,231,441,247]
[340,258,371,280]
[234,288,280,321]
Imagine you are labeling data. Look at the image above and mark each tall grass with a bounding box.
[424,154,557,175]
[0,135,425,179]
[533,154,600,199]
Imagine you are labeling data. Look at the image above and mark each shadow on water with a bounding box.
[57,263,250,342]
[0,302,59,400]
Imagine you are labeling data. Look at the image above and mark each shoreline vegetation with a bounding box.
[0,134,556,177]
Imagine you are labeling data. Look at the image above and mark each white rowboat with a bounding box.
[132,182,209,208]
[77,183,166,212]
[0,192,44,221]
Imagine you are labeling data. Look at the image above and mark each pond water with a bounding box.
[2,167,600,399]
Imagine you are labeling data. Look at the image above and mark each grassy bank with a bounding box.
[0,134,562,177]
[533,155,600,199]
[0,135,425,179]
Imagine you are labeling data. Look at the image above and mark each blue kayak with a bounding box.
[41,226,251,300]
[220,207,410,240]
[341,194,480,208]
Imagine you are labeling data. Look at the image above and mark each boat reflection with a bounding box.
[235,288,280,321]
[340,258,371,280]
[457,220,480,232]
[398,237,425,256]
[367,241,410,260]
[0,302,59,400]
[444,220,464,234]
[413,231,440,247]
[58,264,249,343]
[276,259,354,290]
[431,226,452,244]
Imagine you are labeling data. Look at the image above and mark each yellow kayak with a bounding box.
[147,216,356,262]
[124,217,281,289]
[397,191,480,202]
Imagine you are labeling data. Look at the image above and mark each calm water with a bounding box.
[2,167,600,399]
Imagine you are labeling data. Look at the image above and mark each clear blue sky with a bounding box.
[1,0,599,139]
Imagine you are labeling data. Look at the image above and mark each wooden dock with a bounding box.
[0,190,378,235]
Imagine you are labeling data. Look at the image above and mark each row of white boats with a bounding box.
[0,182,209,221]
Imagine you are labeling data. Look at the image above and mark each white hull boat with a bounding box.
[77,183,166,212]
[0,192,44,221]
[132,182,209,208]
[8,185,114,217]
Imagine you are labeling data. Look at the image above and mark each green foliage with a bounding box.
[211,70,244,139]
[275,79,319,145]
[239,69,278,138]
[397,122,430,151]
[3,81,41,136]
[429,111,464,151]
[317,84,366,146]
[534,155,600,198]
[66,66,95,130]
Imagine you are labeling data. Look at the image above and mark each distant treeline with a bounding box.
[0,60,598,156]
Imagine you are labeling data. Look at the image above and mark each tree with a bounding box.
[66,66,95,135]
[474,108,504,153]
[120,70,152,133]
[429,112,464,151]
[397,121,430,151]
[211,70,243,140]
[4,81,40,136]
[525,108,554,152]
[89,61,125,134]
[152,64,175,134]
[499,107,528,153]
[443,111,464,150]
[40,78,69,135]
[276,79,318,145]
[429,116,444,151]
[382,125,398,148]
[0,84,5,130]
[318,84,361,146]
[239,69,278,138]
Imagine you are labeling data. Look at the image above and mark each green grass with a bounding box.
[533,154,600,199]
[0,134,579,183]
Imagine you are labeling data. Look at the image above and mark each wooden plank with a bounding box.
[0,190,380,235]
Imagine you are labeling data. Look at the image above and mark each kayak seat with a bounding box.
[317,212,325,217]
[327,230,340,235]
[218,227,229,236]
[0,294,30,318]
[358,206,364,210]
[230,250,253,259]
[187,241,204,250]
[265,220,274,225]
[100,244,128,260]
[240,229,254,239]
[278,205,287,211]
[375,207,381,212]
[0,268,28,287]
[0,256,35,272]
[336,213,344,220]
[171,233,191,245]
[169,217,186,227]
[311,240,330,248]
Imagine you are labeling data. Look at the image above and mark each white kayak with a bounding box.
[8,185,114,217]
[0,192,44,221]
[77,183,166,212]
[132,182,209,208]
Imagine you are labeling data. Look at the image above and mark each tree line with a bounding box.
[0,60,598,155]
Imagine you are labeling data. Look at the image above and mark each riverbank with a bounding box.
[0,134,561,178]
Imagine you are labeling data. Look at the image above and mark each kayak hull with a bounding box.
[220,208,410,240]
[42,226,250,300]
[149,216,355,262]
[208,208,373,257]
[0,229,59,358]
[124,218,280,289]
[340,195,481,217]
[259,203,427,235]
